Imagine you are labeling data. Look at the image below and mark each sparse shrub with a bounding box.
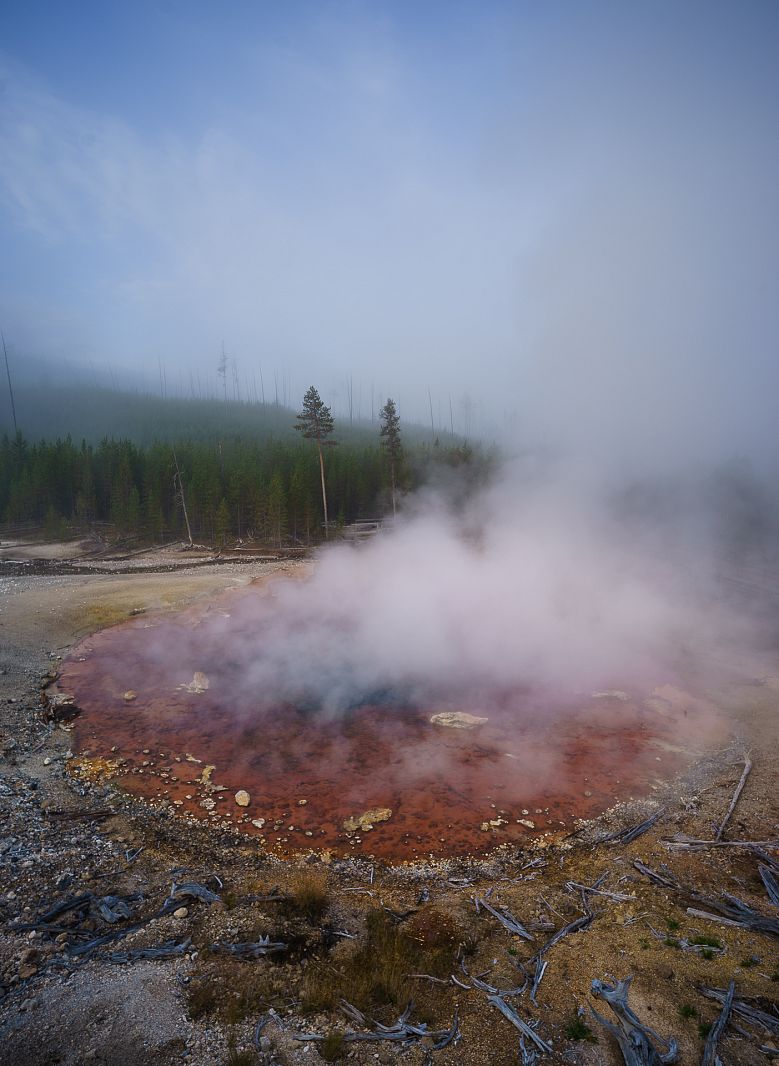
[698,1021,712,1040]
[226,1036,255,1066]
[318,1031,346,1061]
[187,981,217,1019]
[740,955,757,968]
[664,937,680,949]
[678,1004,696,1020]
[666,918,680,931]
[565,1014,597,1042]
[285,870,330,923]
[302,907,461,1015]
[701,948,715,960]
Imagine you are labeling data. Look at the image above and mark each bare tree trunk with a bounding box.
[317,442,329,538]
[172,449,193,546]
[390,460,396,517]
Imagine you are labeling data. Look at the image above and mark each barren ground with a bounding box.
[0,538,777,1066]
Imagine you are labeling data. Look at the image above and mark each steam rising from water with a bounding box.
[169,459,775,715]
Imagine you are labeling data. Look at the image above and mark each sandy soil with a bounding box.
[0,540,777,1066]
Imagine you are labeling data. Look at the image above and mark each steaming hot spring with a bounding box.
[58,566,723,861]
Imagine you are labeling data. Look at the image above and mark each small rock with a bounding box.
[173,907,189,919]
[123,691,137,702]
[235,790,250,807]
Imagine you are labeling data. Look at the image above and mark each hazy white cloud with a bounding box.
[1,3,778,466]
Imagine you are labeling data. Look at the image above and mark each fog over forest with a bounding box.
[1,1,778,478]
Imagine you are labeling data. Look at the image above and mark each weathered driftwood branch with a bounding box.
[529,957,547,1006]
[105,938,191,964]
[293,1001,460,1050]
[634,861,779,938]
[715,755,752,841]
[701,979,734,1066]
[590,976,678,1064]
[645,924,726,957]
[474,896,535,941]
[597,808,666,846]
[697,986,779,1038]
[487,995,553,1055]
[529,907,594,964]
[758,863,779,907]
[209,937,287,958]
[565,880,635,902]
[662,836,779,852]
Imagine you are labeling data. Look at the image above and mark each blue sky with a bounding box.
[1,1,778,465]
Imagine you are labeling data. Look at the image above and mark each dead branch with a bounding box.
[634,861,779,938]
[662,836,779,852]
[715,754,752,841]
[487,996,553,1055]
[758,863,779,907]
[597,808,666,846]
[697,986,779,1039]
[474,896,535,941]
[590,976,678,1064]
[529,907,595,964]
[701,979,735,1066]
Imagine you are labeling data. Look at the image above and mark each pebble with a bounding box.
[173,907,188,919]
[234,790,250,807]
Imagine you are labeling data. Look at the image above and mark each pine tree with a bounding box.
[379,398,402,517]
[294,386,337,538]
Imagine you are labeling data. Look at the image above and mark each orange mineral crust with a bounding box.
[59,585,722,860]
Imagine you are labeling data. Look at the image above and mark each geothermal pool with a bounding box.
[58,582,722,860]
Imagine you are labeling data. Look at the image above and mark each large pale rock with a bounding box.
[234,789,250,807]
[343,807,392,833]
[430,711,488,729]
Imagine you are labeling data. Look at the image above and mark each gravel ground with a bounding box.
[1,541,777,1066]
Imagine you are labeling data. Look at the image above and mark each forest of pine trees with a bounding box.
[0,425,489,547]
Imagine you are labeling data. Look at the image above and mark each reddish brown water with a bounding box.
[59,583,722,861]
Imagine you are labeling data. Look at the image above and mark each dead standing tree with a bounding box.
[295,386,337,538]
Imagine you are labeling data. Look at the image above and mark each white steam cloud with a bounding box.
[186,459,773,716]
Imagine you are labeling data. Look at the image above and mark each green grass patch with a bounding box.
[678,1004,696,1020]
[565,1014,597,1042]
[689,935,723,949]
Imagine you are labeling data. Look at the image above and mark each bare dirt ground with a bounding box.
[0,539,777,1066]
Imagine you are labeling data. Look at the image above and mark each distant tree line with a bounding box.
[0,424,489,547]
